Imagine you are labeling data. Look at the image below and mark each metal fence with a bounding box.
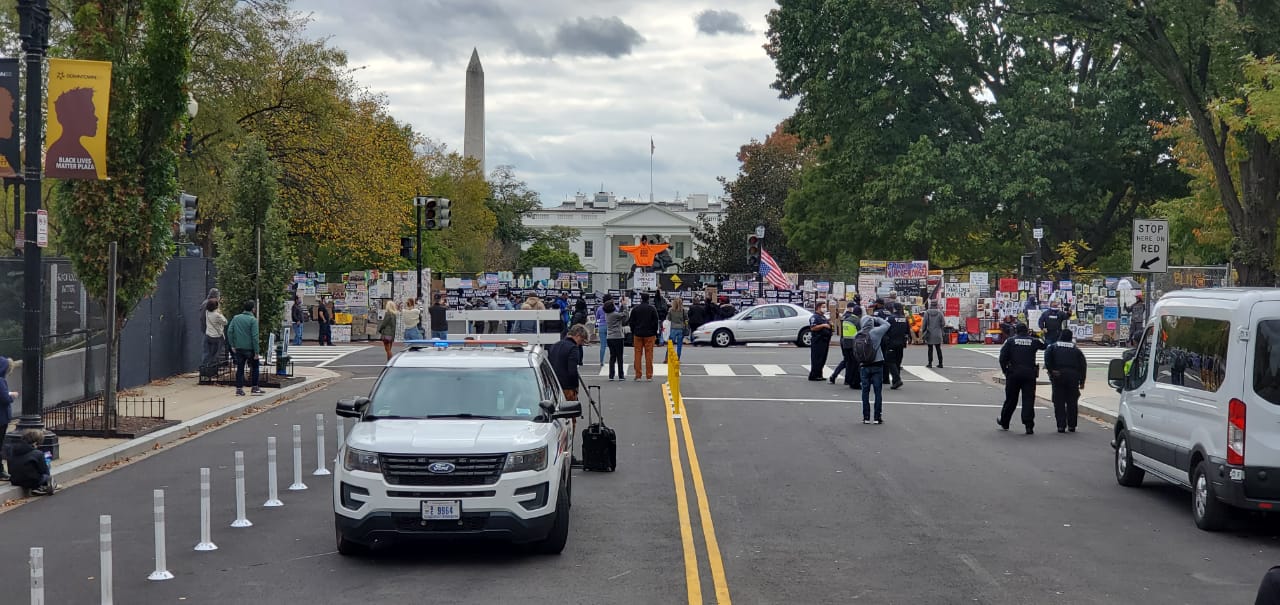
[0,256,216,409]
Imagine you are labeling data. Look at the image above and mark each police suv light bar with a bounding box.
[403,339,530,350]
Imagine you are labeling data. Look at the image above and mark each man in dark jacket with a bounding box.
[1045,331,1087,433]
[316,296,334,346]
[429,295,449,339]
[628,292,661,381]
[226,300,264,396]
[884,303,911,389]
[1038,299,1069,345]
[807,302,834,381]
[290,293,305,346]
[10,429,56,495]
[999,323,1047,434]
[549,325,588,400]
[0,356,14,480]
[688,297,708,337]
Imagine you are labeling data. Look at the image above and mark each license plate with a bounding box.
[421,500,461,520]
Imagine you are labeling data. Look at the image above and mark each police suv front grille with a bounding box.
[380,454,507,486]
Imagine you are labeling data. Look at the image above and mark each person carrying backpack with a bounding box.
[855,315,890,424]
[830,305,862,389]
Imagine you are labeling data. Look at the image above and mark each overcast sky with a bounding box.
[291,1,795,206]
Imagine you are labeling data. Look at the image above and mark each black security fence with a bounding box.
[0,256,216,409]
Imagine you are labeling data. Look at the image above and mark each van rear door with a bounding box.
[1244,304,1280,476]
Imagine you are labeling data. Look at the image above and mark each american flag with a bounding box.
[760,248,792,291]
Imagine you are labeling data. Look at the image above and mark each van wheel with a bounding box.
[335,520,366,556]
[1115,430,1145,487]
[535,483,571,554]
[1192,461,1229,531]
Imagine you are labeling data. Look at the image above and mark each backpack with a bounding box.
[852,331,877,364]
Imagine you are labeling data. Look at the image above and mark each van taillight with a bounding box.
[1228,398,1246,466]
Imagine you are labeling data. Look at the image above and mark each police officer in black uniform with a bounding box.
[884,303,910,390]
[1038,300,1069,345]
[1045,330,1087,433]
[998,323,1046,434]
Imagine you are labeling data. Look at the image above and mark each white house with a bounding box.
[523,191,726,274]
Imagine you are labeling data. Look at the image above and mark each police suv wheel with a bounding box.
[713,329,733,348]
[535,483,571,554]
[1192,461,1229,531]
[1114,430,1145,487]
[335,520,366,556]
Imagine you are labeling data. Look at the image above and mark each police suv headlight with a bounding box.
[343,447,381,473]
[503,447,548,473]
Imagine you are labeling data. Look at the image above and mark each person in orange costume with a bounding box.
[618,236,670,267]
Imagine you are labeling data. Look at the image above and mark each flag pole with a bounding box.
[649,137,654,204]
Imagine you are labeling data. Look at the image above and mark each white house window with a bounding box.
[584,241,594,258]
[674,241,685,258]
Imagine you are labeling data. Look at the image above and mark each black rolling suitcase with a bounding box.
[579,380,616,472]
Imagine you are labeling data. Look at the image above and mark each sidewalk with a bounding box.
[991,366,1119,424]
[1,365,339,505]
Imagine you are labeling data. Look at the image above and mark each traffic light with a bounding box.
[424,197,452,229]
[747,234,762,270]
[399,237,415,259]
[178,192,198,240]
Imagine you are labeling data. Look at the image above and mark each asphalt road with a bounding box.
[1,341,1277,604]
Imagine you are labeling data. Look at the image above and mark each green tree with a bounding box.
[52,0,191,327]
[766,0,1183,272]
[686,123,812,273]
[484,165,541,268]
[1025,0,1280,285]
[517,243,584,275]
[214,138,296,350]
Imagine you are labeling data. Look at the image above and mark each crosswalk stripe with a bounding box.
[704,364,734,376]
[902,366,949,383]
[754,364,786,377]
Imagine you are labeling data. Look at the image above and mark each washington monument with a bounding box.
[464,48,484,173]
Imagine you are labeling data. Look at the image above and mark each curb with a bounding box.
[0,371,339,503]
[988,374,1117,425]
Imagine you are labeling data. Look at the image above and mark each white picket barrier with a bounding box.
[289,425,307,491]
[264,437,283,507]
[313,413,330,476]
[30,547,44,605]
[100,515,113,604]
[147,489,174,581]
[195,468,218,550]
[231,451,252,528]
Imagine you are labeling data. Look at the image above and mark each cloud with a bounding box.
[552,16,645,58]
[694,9,751,35]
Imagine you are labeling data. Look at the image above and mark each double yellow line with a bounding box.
[663,382,732,604]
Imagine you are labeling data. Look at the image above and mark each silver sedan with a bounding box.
[692,303,817,348]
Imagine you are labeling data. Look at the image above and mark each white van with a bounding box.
[1108,288,1280,530]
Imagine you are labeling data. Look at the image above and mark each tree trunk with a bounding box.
[1234,132,1280,286]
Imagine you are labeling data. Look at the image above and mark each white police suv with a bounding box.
[333,340,581,554]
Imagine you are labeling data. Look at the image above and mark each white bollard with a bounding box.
[30,547,44,605]
[148,489,174,581]
[195,468,218,550]
[336,417,345,451]
[313,413,330,476]
[100,515,114,604]
[289,424,308,491]
[264,437,283,507]
[231,451,252,528]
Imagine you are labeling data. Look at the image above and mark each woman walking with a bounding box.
[922,300,946,368]
[666,297,689,360]
[202,298,228,376]
[378,300,399,360]
[401,298,423,341]
[605,299,629,380]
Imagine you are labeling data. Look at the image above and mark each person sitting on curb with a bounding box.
[9,429,57,495]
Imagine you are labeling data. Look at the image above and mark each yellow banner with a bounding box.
[45,58,112,180]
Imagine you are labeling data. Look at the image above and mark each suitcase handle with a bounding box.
[579,377,604,424]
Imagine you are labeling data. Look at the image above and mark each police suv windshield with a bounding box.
[367,367,543,420]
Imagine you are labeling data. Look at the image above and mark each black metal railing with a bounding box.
[198,355,294,387]
[40,395,171,438]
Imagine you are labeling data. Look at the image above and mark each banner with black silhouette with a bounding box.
[45,58,112,180]
[0,58,19,178]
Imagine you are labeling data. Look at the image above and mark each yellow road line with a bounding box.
[664,383,702,604]
[680,406,733,605]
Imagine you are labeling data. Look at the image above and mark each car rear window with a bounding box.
[369,367,542,419]
[1254,320,1280,405]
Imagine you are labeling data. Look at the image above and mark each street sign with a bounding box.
[755,225,766,238]
[1132,218,1169,273]
[36,209,47,248]
[1032,228,1044,240]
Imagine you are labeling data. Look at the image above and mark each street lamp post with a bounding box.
[15,0,50,436]
[1033,217,1044,297]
